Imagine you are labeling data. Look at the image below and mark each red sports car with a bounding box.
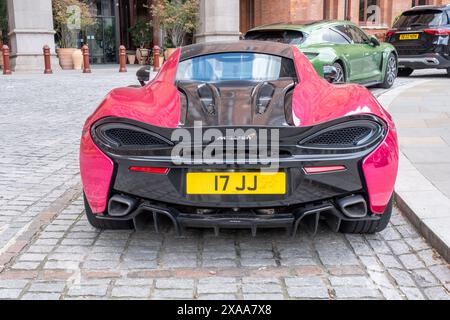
[80,41,398,236]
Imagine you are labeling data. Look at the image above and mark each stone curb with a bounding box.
[377,79,450,263]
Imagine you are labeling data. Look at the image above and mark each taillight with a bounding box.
[424,29,450,36]
[385,30,396,38]
[129,166,170,174]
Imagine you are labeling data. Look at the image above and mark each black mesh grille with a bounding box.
[104,128,168,146]
[304,127,372,147]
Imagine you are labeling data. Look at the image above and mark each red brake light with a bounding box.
[424,29,450,36]
[303,166,347,175]
[129,166,170,174]
[385,30,396,38]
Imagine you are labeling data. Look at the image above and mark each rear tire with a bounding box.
[84,194,134,230]
[339,197,393,234]
[397,67,414,77]
[446,68,450,77]
[378,53,397,89]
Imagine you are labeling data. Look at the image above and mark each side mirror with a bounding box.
[323,65,338,83]
[370,36,381,46]
[136,65,151,86]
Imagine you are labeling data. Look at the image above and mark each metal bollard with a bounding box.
[43,45,53,74]
[82,45,91,73]
[119,45,127,73]
[2,45,12,75]
[153,45,161,72]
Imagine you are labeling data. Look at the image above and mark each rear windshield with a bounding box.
[176,52,297,82]
[244,30,304,45]
[394,10,449,28]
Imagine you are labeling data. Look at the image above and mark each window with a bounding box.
[303,28,350,45]
[394,10,449,28]
[411,0,429,7]
[244,30,304,45]
[334,25,370,44]
[176,53,297,82]
[359,0,381,25]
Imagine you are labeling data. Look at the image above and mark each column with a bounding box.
[7,0,58,72]
[195,0,241,43]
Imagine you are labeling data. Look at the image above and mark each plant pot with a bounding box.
[164,48,177,60]
[128,54,136,65]
[136,48,150,65]
[58,48,77,70]
[72,49,83,70]
[0,53,3,69]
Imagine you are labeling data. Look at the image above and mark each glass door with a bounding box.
[84,0,117,64]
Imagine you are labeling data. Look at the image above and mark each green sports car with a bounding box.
[245,20,398,88]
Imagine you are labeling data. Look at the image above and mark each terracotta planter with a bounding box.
[164,48,177,60]
[0,53,3,69]
[72,49,83,70]
[128,54,136,65]
[136,48,150,65]
[58,48,77,70]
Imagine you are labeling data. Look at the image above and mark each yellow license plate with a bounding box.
[186,172,286,195]
[399,33,419,40]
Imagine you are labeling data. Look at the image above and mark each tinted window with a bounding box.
[176,52,297,82]
[303,28,350,45]
[394,10,449,28]
[334,25,369,44]
[244,30,304,45]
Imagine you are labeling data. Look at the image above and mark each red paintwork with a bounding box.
[80,44,398,214]
[79,131,114,213]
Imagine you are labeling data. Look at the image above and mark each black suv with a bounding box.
[386,5,450,76]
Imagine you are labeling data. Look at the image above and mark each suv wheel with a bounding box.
[398,67,414,77]
[447,68,450,77]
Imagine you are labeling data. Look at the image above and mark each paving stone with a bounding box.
[0,288,22,299]
[387,240,413,255]
[198,294,237,300]
[0,280,29,289]
[287,287,329,299]
[329,276,374,287]
[243,293,284,300]
[388,269,416,287]
[111,286,151,298]
[423,287,450,300]
[156,279,194,289]
[429,265,450,283]
[284,277,324,287]
[152,289,193,299]
[377,254,403,269]
[417,249,443,267]
[28,282,66,293]
[401,287,426,300]
[22,293,61,300]
[334,287,382,299]
[398,254,426,270]
[67,285,109,297]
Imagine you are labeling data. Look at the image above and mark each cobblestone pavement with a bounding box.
[0,68,449,300]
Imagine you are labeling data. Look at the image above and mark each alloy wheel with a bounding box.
[386,55,397,86]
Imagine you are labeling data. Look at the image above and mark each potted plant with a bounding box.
[151,0,199,59]
[53,0,93,69]
[129,19,152,65]
[0,0,8,69]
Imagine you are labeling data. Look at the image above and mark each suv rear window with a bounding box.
[394,10,449,28]
[244,30,304,45]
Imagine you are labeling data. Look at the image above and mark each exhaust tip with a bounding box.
[337,195,367,219]
[108,195,138,217]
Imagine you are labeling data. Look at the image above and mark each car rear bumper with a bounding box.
[398,53,450,69]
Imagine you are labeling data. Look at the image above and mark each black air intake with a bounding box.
[104,128,168,146]
[300,120,383,149]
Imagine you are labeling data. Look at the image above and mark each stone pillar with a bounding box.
[195,0,240,43]
[7,0,58,72]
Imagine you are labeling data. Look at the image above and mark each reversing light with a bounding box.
[129,166,170,174]
[424,29,450,36]
[303,166,346,175]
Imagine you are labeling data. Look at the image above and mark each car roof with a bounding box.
[247,20,356,34]
[180,40,295,61]
[406,4,450,12]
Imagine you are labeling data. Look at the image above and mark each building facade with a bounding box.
[2,0,450,71]
[239,0,450,37]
